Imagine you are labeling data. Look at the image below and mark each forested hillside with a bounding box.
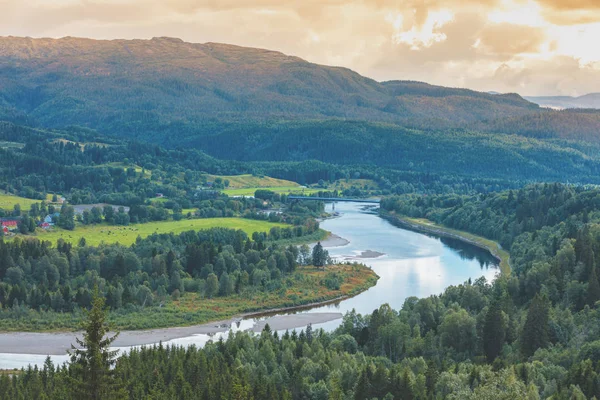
[3,118,600,200]
[2,36,600,165]
[8,183,600,398]
[0,121,570,205]
[0,36,537,134]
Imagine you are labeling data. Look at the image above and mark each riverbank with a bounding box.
[380,211,510,275]
[320,232,350,248]
[0,312,345,356]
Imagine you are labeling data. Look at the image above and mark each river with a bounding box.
[0,202,498,369]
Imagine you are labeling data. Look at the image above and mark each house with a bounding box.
[40,222,51,230]
[2,226,8,235]
[44,213,60,224]
[155,193,164,198]
[0,219,19,232]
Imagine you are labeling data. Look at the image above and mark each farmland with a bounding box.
[222,186,321,197]
[206,174,299,189]
[0,193,56,211]
[203,173,320,197]
[34,218,288,246]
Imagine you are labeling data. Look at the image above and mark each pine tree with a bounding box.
[68,288,125,400]
[354,369,371,400]
[483,298,506,362]
[306,323,313,343]
[521,293,550,358]
[311,242,328,268]
[587,267,600,306]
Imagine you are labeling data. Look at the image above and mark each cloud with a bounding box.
[478,23,547,56]
[536,0,600,24]
[537,0,600,9]
[1,0,600,95]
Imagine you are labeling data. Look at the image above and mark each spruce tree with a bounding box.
[483,298,506,362]
[521,293,550,358]
[312,242,325,268]
[354,369,371,400]
[587,267,600,306]
[311,242,329,268]
[68,288,125,400]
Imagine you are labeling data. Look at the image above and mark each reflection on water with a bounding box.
[0,202,498,369]
[289,202,498,331]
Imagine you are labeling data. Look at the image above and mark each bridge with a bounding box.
[287,196,380,204]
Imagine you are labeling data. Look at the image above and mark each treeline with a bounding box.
[381,183,597,249]
[365,183,600,398]
[0,221,320,323]
[193,120,600,183]
[0,121,559,210]
[8,178,600,397]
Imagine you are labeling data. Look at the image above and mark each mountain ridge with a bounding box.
[0,36,538,130]
[1,35,600,158]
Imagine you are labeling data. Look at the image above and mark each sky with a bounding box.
[2,0,600,96]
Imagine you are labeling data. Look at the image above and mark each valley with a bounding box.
[2,27,600,399]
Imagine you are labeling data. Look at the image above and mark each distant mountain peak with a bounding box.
[525,93,600,109]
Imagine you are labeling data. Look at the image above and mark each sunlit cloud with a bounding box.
[1,0,600,95]
[392,9,454,50]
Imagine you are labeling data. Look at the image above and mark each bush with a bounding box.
[323,273,342,290]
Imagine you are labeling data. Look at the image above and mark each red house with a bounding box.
[2,226,8,235]
[1,220,18,231]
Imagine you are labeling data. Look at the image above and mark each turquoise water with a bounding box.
[284,202,498,331]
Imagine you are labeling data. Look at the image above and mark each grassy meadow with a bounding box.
[207,174,299,189]
[222,186,321,197]
[0,192,57,211]
[34,218,288,246]
[206,173,320,196]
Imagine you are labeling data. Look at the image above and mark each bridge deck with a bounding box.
[287,196,380,204]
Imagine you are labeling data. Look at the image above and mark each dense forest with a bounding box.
[5,183,600,398]
[0,216,332,330]
[0,121,535,206]
[1,36,600,187]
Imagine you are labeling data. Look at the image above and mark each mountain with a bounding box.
[526,93,600,110]
[0,36,537,134]
[2,36,600,173]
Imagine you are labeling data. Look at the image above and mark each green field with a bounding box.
[214,175,379,197]
[328,179,379,190]
[222,186,321,197]
[207,173,321,196]
[97,162,151,177]
[207,174,299,189]
[0,193,56,211]
[34,218,288,246]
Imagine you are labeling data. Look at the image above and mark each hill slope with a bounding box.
[2,36,600,169]
[0,36,538,134]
